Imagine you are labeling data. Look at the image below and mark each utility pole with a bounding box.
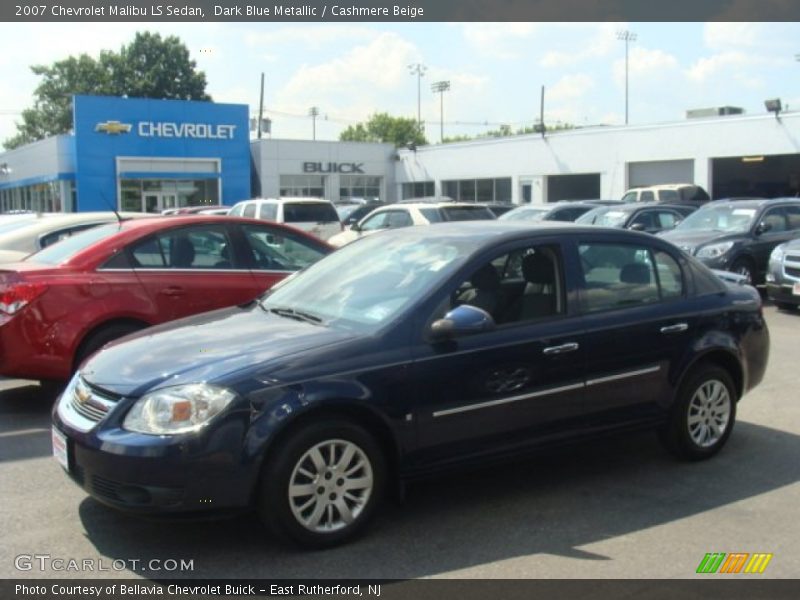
[309,106,319,140]
[408,63,427,134]
[617,30,637,125]
[431,81,450,143]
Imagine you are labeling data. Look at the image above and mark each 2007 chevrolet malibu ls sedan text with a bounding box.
[52,222,769,548]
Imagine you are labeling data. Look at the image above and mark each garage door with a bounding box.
[628,160,694,188]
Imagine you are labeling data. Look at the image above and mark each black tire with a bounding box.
[73,323,145,372]
[730,257,756,286]
[258,419,386,548]
[774,301,798,311]
[659,364,738,461]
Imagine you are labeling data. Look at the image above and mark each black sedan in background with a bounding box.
[661,198,800,285]
[576,202,696,234]
[53,222,769,548]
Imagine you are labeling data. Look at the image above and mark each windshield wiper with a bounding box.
[267,306,323,325]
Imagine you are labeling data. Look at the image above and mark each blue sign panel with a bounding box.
[73,95,250,211]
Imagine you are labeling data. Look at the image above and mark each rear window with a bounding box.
[283,203,339,223]
[26,223,124,265]
[440,206,495,221]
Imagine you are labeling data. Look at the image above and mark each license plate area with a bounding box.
[52,426,69,471]
[793,282,800,296]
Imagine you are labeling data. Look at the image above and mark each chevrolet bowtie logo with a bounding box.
[95,120,132,135]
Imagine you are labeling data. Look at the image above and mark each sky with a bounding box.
[1,21,800,148]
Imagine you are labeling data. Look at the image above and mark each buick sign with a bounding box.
[303,162,365,174]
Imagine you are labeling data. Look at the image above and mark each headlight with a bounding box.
[123,384,237,435]
[696,241,735,259]
[770,244,786,262]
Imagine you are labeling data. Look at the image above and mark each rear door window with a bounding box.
[243,204,257,219]
[283,203,339,223]
[440,206,495,221]
[130,225,236,269]
[259,203,278,221]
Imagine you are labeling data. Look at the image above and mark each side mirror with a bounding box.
[430,305,495,340]
[755,221,772,235]
[628,223,646,232]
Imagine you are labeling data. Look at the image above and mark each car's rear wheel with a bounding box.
[659,364,737,461]
[73,323,145,372]
[258,420,385,548]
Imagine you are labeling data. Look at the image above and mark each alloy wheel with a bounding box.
[287,439,374,533]
[687,380,731,448]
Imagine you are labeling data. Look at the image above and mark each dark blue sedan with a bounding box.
[53,222,770,548]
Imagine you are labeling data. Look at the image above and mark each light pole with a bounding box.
[617,30,637,125]
[408,63,427,134]
[431,81,450,143]
[309,106,319,140]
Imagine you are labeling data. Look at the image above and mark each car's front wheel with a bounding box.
[659,364,737,461]
[258,419,386,548]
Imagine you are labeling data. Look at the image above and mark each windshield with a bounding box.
[576,207,628,227]
[675,204,757,233]
[499,206,549,222]
[260,232,470,331]
[26,223,124,265]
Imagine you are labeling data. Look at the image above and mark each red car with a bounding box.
[0,216,331,381]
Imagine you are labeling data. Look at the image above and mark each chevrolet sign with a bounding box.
[138,122,237,139]
[95,121,132,135]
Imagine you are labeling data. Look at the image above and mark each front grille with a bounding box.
[785,266,800,279]
[68,379,119,424]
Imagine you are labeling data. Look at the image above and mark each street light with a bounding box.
[408,63,427,134]
[309,106,320,140]
[617,30,637,125]
[431,80,450,143]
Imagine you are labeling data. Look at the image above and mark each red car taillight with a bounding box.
[0,282,48,315]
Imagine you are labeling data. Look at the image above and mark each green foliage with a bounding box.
[440,121,576,144]
[4,32,210,149]
[339,113,427,147]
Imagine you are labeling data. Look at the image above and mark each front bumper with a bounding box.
[52,385,257,514]
[766,283,800,306]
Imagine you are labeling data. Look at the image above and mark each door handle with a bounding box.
[660,323,688,334]
[543,342,579,356]
[160,286,185,297]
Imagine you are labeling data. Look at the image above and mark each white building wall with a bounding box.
[395,112,800,204]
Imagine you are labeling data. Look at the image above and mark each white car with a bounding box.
[228,197,342,241]
[0,212,151,263]
[621,183,710,204]
[328,201,496,248]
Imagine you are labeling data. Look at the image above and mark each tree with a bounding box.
[339,113,427,147]
[4,32,210,149]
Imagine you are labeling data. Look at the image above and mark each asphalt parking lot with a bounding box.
[1,303,798,580]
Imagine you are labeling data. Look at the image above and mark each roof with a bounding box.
[705,197,800,208]
[233,197,334,205]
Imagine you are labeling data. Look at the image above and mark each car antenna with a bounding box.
[98,191,123,224]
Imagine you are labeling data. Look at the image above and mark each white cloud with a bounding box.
[539,23,621,68]
[703,23,763,51]
[548,74,594,102]
[612,47,680,86]
[244,26,378,50]
[459,23,539,59]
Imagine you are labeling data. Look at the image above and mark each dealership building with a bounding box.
[2,95,800,213]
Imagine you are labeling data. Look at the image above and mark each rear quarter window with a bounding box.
[283,203,339,223]
[440,206,495,221]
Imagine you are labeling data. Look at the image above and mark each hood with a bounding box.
[659,229,743,254]
[81,304,359,396]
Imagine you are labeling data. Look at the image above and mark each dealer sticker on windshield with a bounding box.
[52,427,69,471]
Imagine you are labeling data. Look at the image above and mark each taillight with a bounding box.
[0,282,48,315]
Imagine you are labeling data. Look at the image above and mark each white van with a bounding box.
[228,197,342,241]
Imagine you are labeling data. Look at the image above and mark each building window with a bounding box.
[119,178,220,213]
[279,175,325,198]
[340,175,382,202]
[401,181,434,200]
[0,180,66,214]
[441,178,512,203]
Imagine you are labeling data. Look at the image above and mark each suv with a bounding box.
[660,198,800,284]
[622,184,710,205]
[228,198,342,241]
[328,201,495,247]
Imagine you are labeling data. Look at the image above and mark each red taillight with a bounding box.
[0,282,48,315]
